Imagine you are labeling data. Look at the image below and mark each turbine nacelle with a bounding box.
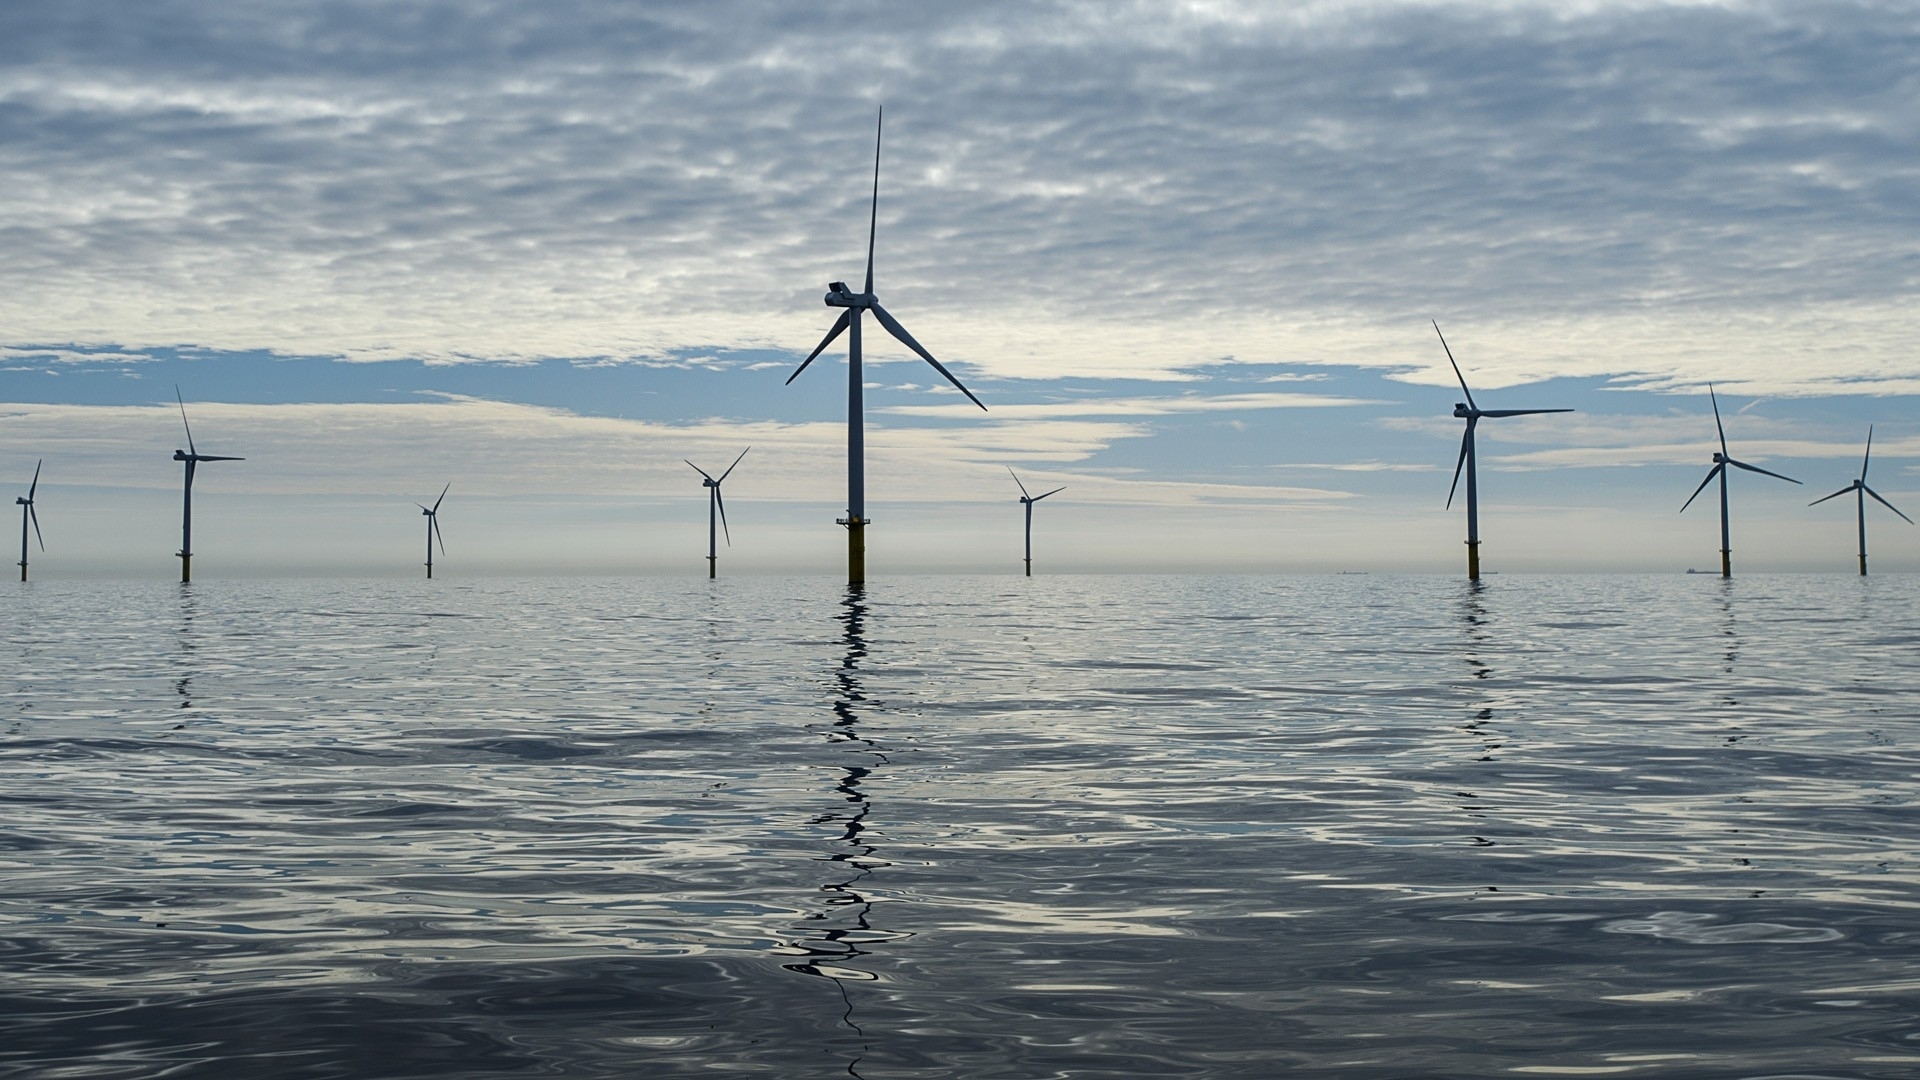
[1712,452,1728,464]
[1453,403,1473,418]
[825,282,875,308]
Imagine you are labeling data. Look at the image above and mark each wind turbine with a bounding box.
[16,460,43,582]
[1809,426,1909,576]
[1433,323,1573,580]
[418,483,449,579]
[686,447,749,578]
[1680,385,1799,578]
[785,107,987,584]
[1009,468,1063,577]
[172,388,243,583]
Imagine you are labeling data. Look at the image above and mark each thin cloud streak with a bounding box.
[0,396,1353,507]
[881,391,1385,418]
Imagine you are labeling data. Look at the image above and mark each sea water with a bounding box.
[3,574,1919,1078]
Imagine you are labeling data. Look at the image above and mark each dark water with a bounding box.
[4,574,1920,1078]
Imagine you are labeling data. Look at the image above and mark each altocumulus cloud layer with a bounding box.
[4,0,1918,393]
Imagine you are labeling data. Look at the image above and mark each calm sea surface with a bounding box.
[4,574,1919,1078]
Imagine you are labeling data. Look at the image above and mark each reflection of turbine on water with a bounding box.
[1715,581,1740,675]
[174,587,199,724]
[1459,582,1497,755]
[1454,582,1502,856]
[776,586,906,1075]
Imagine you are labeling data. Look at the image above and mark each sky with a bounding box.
[3,0,1918,576]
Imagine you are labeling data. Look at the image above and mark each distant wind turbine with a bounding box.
[1809,426,1909,576]
[1010,468,1064,577]
[172,388,243,583]
[687,448,749,578]
[1680,385,1799,578]
[16,460,43,582]
[418,483,449,579]
[785,107,987,584]
[1432,323,1573,580]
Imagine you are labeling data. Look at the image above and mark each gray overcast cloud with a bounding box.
[3,0,1917,390]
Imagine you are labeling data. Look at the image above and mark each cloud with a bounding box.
[1,347,158,365]
[1,1,1917,394]
[1273,461,1442,472]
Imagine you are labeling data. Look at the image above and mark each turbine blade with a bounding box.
[1726,458,1799,484]
[1446,423,1472,509]
[197,455,245,462]
[716,486,731,546]
[432,482,450,513]
[685,459,716,483]
[1808,486,1853,507]
[1431,322,1476,412]
[432,515,446,556]
[29,503,43,552]
[866,106,882,296]
[1863,484,1914,524]
[28,459,41,500]
[1680,463,1723,512]
[416,503,430,512]
[718,446,751,483]
[1034,486,1066,501]
[175,386,197,456]
[787,310,852,385]
[1862,424,1874,481]
[1708,384,1727,458]
[871,302,986,410]
[1007,466,1030,499]
[1480,408,1575,418]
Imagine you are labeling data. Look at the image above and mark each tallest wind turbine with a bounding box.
[1433,323,1573,580]
[786,108,987,584]
[172,389,244,583]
